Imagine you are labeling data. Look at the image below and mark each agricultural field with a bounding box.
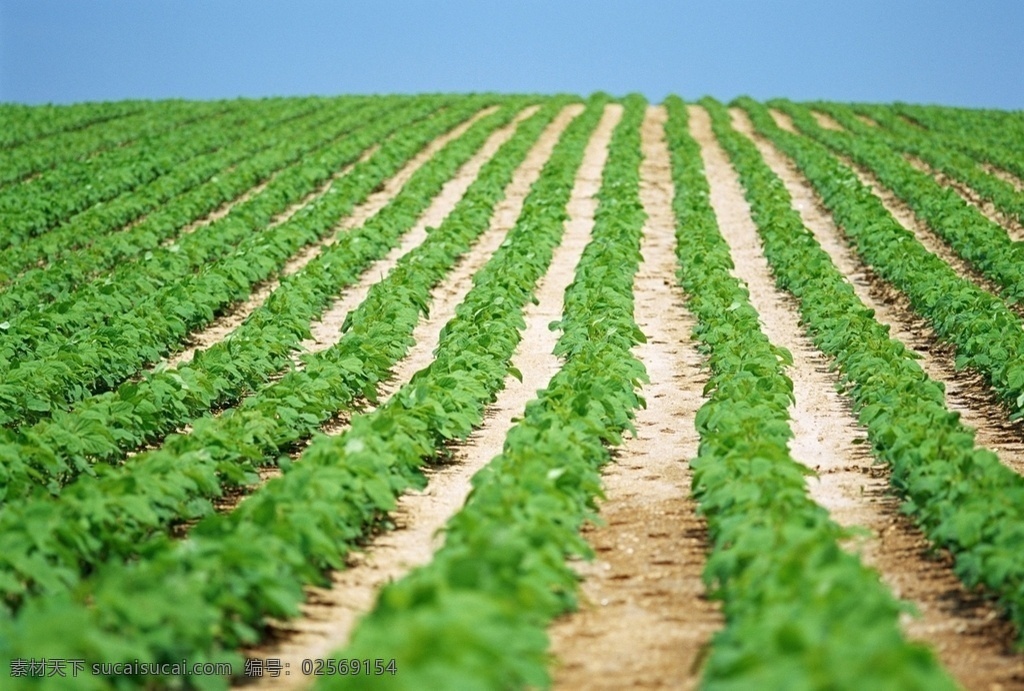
[2,92,1024,689]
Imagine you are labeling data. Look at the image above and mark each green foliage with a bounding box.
[320,93,646,690]
[0,96,541,611]
[0,95,584,688]
[670,97,955,689]
[739,95,1024,642]
[0,97,334,305]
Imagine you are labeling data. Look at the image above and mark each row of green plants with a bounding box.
[317,95,644,690]
[891,103,1024,180]
[0,98,371,315]
[0,97,327,287]
[0,96,595,689]
[0,99,188,185]
[773,100,1024,306]
[759,101,1024,419]
[0,99,145,151]
[0,97,512,503]
[668,97,954,689]
[0,100,237,242]
[0,97,462,428]
[817,101,1024,226]
[738,96,1024,639]
[0,97,553,609]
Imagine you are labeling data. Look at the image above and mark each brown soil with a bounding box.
[721,107,1024,689]
[548,105,720,691]
[238,103,618,690]
[810,110,845,131]
[855,113,879,127]
[903,154,1024,242]
[982,163,1024,193]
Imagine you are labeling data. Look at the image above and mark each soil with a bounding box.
[855,113,879,127]
[982,163,1024,192]
[810,109,845,131]
[548,105,720,691]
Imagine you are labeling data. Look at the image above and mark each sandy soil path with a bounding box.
[548,105,720,691]
[718,106,1024,689]
[237,103,618,688]
[163,108,496,370]
[810,109,844,131]
[982,163,1024,192]
[855,113,879,127]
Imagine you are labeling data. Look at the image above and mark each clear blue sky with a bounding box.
[1,0,1020,109]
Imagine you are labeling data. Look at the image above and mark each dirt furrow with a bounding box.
[770,109,1023,321]
[239,103,620,689]
[855,113,879,128]
[734,108,1024,477]
[702,106,1024,689]
[162,109,498,371]
[810,109,845,131]
[903,154,1024,242]
[548,105,719,691]
[982,163,1024,192]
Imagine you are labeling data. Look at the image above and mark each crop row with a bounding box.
[0,96,547,601]
[663,98,953,689]
[0,96,592,689]
[0,96,539,592]
[317,94,643,690]
[891,103,1024,180]
[0,96,504,504]
[773,100,1024,306]
[0,98,366,316]
[739,96,1024,639]
[0,100,238,242]
[757,101,1024,420]
[0,96,452,429]
[0,96,326,286]
[0,99,144,151]
[817,101,1024,226]
[0,99,194,185]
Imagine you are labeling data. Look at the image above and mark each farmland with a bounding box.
[2,93,1024,689]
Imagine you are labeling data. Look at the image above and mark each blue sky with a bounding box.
[1,0,1020,108]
